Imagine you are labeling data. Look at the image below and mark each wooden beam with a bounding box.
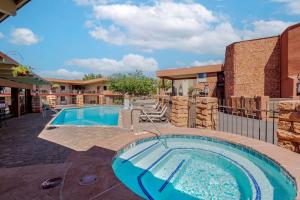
[0,78,33,89]
[0,0,16,16]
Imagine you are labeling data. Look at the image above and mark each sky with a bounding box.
[0,0,299,79]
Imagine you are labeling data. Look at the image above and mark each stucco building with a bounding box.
[38,78,122,106]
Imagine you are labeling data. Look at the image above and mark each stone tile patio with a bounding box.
[0,112,300,199]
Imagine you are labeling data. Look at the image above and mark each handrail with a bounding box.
[130,108,168,148]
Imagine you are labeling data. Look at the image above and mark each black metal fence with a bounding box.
[217,102,278,144]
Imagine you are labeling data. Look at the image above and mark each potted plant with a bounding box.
[51,83,60,89]
[11,65,32,77]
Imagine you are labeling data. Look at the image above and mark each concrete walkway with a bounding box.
[0,112,300,199]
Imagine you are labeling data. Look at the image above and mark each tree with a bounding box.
[108,71,157,96]
[82,73,103,80]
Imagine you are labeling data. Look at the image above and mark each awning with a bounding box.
[0,0,30,22]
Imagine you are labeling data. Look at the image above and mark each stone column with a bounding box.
[31,96,42,113]
[277,101,300,153]
[76,95,84,107]
[11,87,20,117]
[46,95,57,108]
[196,97,218,130]
[98,95,106,105]
[171,96,188,127]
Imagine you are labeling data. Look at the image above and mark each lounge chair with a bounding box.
[152,102,161,110]
[146,105,167,115]
[140,107,168,122]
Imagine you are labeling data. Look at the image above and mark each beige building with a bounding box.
[38,78,122,106]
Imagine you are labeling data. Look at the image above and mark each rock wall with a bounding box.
[46,95,57,108]
[196,97,218,130]
[76,95,84,107]
[171,96,188,127]
[32,96,42,113]
[277,101,300,153]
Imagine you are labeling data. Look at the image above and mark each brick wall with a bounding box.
[224,36,281,99]
[196,97,218,130]
[277,101,300,153]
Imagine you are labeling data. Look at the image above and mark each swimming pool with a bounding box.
[50,106,122,126]
[113,135,297,200]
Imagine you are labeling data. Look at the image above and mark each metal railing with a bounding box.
[217,103,278,144]
[130,108,168,148]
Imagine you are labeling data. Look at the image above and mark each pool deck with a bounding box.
[0,112,300,199]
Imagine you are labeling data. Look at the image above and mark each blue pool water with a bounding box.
[50,106,121,126]
[113,135,297,200]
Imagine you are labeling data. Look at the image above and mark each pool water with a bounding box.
[50,106,121,126]
[113,135,297,200]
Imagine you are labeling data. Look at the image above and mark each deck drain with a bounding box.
[41,177,63,189]
[79,174,97,186]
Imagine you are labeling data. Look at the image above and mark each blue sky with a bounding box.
[0,0,299,79]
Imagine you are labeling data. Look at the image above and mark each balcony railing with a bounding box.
[37,89,107,95]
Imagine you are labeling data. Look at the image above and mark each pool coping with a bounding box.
[46,105,123,128]
[111,127,300,199]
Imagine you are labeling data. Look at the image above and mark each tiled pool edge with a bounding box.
[112,131,299,199]
[46,105,123,128]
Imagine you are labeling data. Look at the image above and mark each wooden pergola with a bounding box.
[0,61,49,117]
[0,0,30,22]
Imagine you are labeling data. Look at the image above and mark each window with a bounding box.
[61,96,66,101]
[197,73,207,83]
[103,86,107,91]
[60,85,65,91]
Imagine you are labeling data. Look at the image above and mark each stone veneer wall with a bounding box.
[46,95,57,108]
[196,97,218,130]
[171,96,188,127]
[224,36,281,99]
[277,101,300,153]
[76,95,84,107]
[32,96,42,113]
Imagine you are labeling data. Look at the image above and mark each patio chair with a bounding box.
[140,107,168,122]
[152,101,161,110]
[146,105,167,115]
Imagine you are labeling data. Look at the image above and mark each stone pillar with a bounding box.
[11,87,20,117]
[171,96,188,127]
[31,96,42,113]
[277,101,300,153]
[196,97,218,130]
[46,95,57,108]
[98,95,106,105]
[76,95,84,107]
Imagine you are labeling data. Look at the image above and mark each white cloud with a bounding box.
[86,1,240,54]
[0,32,4,39]
[242,20,293,40]
[77,1,294,55]
[65,54,158,75]
[10,28,40,45]
[191,59,223,66]
[272,0,300,15]
[44,69,85,79]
